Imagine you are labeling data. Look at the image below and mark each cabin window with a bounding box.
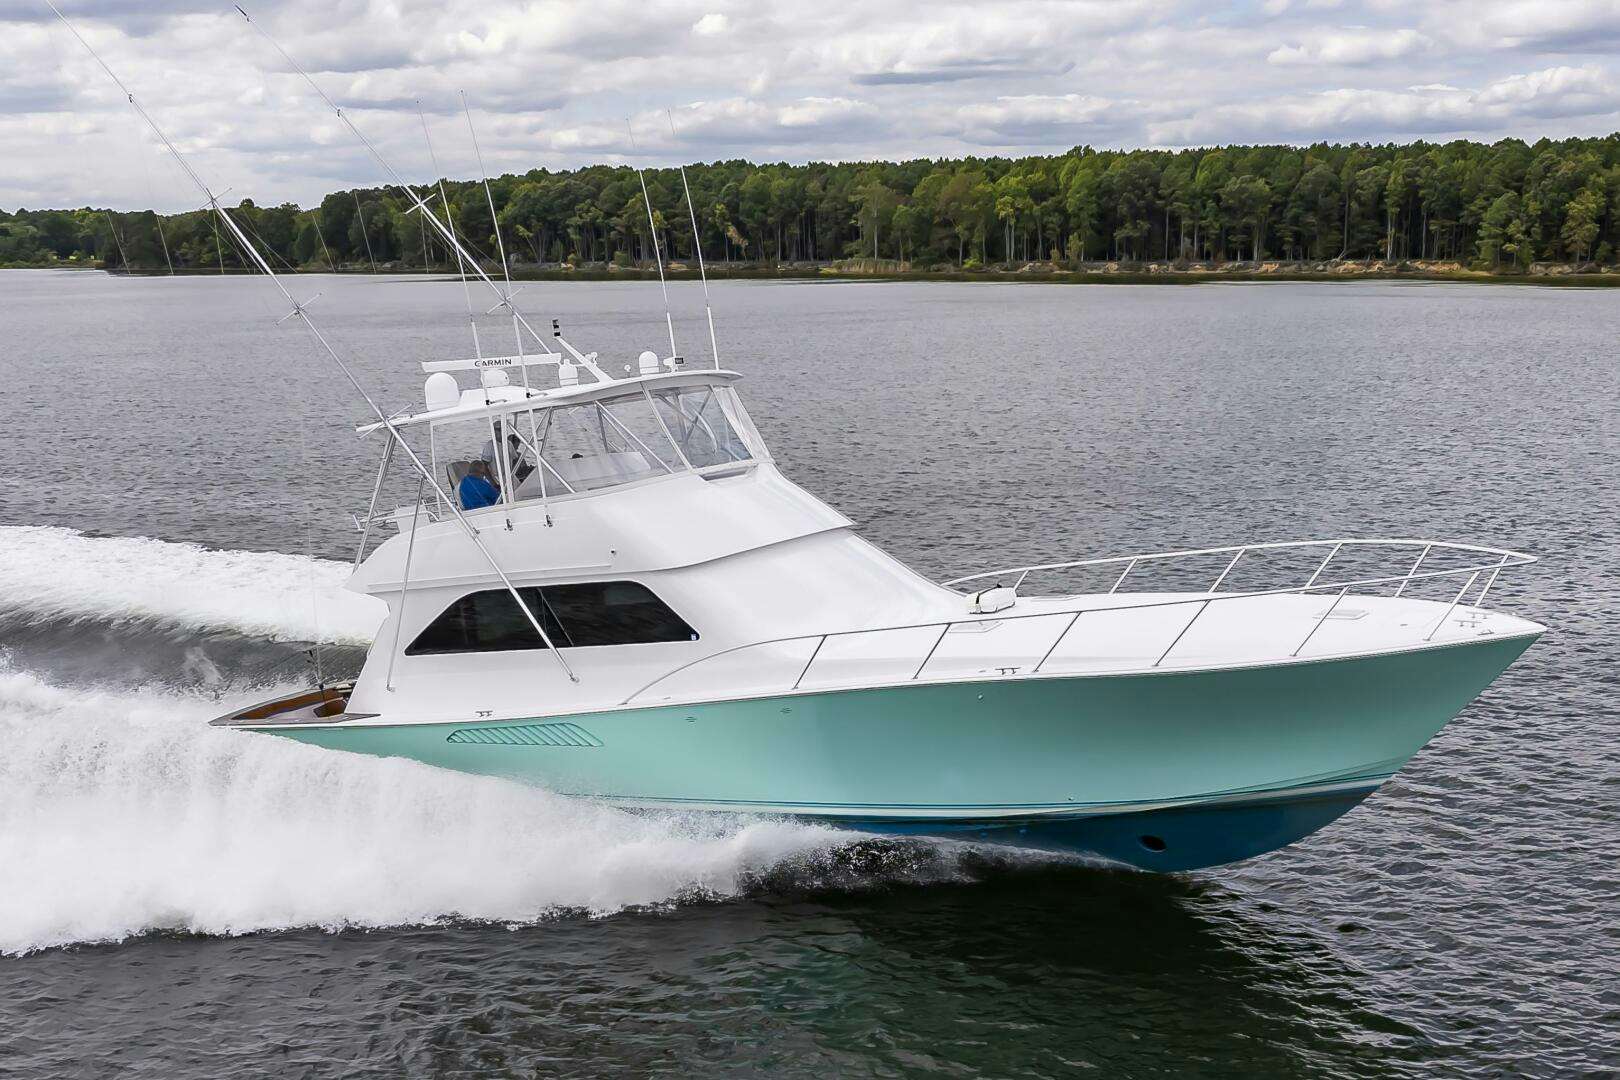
[406,581,698,655]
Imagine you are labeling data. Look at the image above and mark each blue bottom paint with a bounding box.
[833,785,1380,872]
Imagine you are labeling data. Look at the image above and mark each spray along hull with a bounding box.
[249,634,1537,871]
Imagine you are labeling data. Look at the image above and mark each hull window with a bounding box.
[406,581,698,655]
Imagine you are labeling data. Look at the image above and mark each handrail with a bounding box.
[624,539,1537,705]
[943,537,1529,589]
[352,501,442,533]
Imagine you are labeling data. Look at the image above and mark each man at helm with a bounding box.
[458,459,500,510]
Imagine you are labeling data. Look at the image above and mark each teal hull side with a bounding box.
[258,635,1536,870]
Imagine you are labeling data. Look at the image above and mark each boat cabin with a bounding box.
[341,348,954,722]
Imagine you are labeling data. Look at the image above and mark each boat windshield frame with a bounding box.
[365,371,771,517]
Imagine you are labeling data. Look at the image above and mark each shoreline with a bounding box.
[12,260,1620,287]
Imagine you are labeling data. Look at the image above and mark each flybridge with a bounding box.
[363,367,746,433]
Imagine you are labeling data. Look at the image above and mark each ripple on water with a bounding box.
[0,275,1616,1078]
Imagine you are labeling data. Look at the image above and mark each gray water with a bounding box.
[0,270,1616,1077]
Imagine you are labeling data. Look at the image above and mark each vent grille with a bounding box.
[446,722,603,747]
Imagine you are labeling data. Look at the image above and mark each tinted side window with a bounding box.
[407,581,696,655]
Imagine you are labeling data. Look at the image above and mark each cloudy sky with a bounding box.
[5,0,1620,211]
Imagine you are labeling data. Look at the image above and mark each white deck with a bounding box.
[624,591,1543,706]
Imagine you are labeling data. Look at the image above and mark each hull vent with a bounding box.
[446,722,603,747]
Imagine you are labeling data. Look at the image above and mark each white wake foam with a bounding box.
[0,666,852,956]
[0,526,385,644]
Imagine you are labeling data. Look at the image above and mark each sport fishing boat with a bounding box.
[213,348,1544,871]
[43,0,1541,872]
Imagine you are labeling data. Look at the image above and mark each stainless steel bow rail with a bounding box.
[623,539,1536,705]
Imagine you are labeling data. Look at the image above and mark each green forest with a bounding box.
[4,134,1619,274]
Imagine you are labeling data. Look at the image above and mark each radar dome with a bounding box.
[638,350,661,375]
[424,371,460,411]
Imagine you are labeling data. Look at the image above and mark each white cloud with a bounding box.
[1411,0,1620,52]
[1268,27,1432,66]
[950,94,1123,145]
[1473,63,1615,108]
[692,12,729,36]
[777,96,875,128]
[1263,0,1348,12]
[1150,64,1620,144]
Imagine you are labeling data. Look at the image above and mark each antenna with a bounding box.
[132,138,176,274]
[417,99,483,364]
[626,118,679,362]
[50,0,580,683]
[461,92,526,379]
[314,219,336,271]
[667,109,720,370]
[233,6,608,382]
[351,191,378,272]
[102,211,130,272]
[461,91,526,527]
[153,213,175,275]
[208,212,226,273]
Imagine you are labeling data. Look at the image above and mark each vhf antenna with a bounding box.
[461,91,527,383]
[626,118,679,363]
[416,99,483,364]
[461,91,526,529]
[666,109,720,370]
[49,0,580,683]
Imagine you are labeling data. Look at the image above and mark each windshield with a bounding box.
[517,392,685,496]
[428,380,769,511]
[651,385,763,468]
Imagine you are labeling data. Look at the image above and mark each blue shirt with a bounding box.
[458,473,500,510]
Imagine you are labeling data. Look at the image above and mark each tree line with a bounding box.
[4,134,1618,273]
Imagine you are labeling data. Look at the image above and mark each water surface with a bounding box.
[1,271,1615,1077]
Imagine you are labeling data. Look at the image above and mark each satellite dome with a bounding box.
[424,371,460,411]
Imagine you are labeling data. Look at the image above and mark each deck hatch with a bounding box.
[446,722,603,747]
